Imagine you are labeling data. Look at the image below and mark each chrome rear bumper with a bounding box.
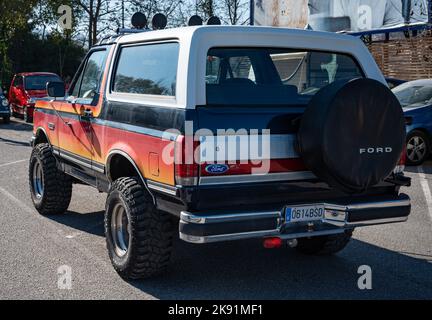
[179,195,411,244]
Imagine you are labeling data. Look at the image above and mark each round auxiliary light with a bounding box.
[152,13,168,30]
[131,12,147,29]
[188,15,203,26]
[207,16,221,25]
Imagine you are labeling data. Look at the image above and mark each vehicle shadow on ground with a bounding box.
[129,237,432,300]
[0,120,32,132]
[48,210,105,237]
[0,136,31,147]
[46,210,432,299]
[405,161,432,174]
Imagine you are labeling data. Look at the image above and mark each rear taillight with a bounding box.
[175,135,199,186]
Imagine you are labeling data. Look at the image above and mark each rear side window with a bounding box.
[113,42,179,96]
[206,47,364,105]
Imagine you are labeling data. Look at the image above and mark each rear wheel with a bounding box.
[105,177,175,279]
[29,143,72,215]
[295,230,353,255]
[406,130,430,166]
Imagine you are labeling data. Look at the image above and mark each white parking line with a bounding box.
[0,159,27,168]
[417,166,432,223]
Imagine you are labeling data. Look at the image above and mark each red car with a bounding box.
[9,72,62,123]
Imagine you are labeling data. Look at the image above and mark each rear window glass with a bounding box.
[25,75,61,90]
[113,42,179,96]
[206,47,364,105]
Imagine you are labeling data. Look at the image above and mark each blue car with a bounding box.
[393,79,432,166]
[0,87,11,124]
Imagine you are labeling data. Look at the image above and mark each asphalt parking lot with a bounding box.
[0,118,431,300]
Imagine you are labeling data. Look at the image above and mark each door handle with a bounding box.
[48,123,55,131]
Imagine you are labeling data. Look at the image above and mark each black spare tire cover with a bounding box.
[298,78,405,193]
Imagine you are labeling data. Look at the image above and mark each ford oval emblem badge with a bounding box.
[205,164,229,174]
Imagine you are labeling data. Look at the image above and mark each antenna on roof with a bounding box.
[152,13,168,30]
[188,15,203,26]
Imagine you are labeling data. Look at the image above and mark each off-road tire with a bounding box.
[296,230,353,255]
[3,116,10,124]
[29,143,72,215]
[105,177,175,280]
[406,130,430,166]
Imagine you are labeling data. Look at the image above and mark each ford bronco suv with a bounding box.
[29,25,411,280]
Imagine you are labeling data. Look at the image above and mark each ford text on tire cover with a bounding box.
[29,26,411,280]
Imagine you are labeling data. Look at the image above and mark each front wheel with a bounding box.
[105,177,175,280]
[29,143,73,215]
[406,130,430,166]
[295,230,353,255]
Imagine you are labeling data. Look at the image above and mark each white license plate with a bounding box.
[285,205,325,223]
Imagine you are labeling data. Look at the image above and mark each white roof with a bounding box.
[119,25,365,51]
[107,26,385,109]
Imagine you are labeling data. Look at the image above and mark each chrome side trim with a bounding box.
[59,152,93,170]
[93,118,178,140]
[92,165,105,174]
[181,211,280,224]
[199,171,317,185]
[147,180,178,196]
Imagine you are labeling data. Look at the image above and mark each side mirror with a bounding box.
[47,81,65,98]
[79,105,93,121]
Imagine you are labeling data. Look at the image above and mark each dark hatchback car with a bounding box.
[0,87,11,124]
[393,79,432,165]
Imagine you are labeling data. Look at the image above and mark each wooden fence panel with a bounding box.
[368,30,432,80]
